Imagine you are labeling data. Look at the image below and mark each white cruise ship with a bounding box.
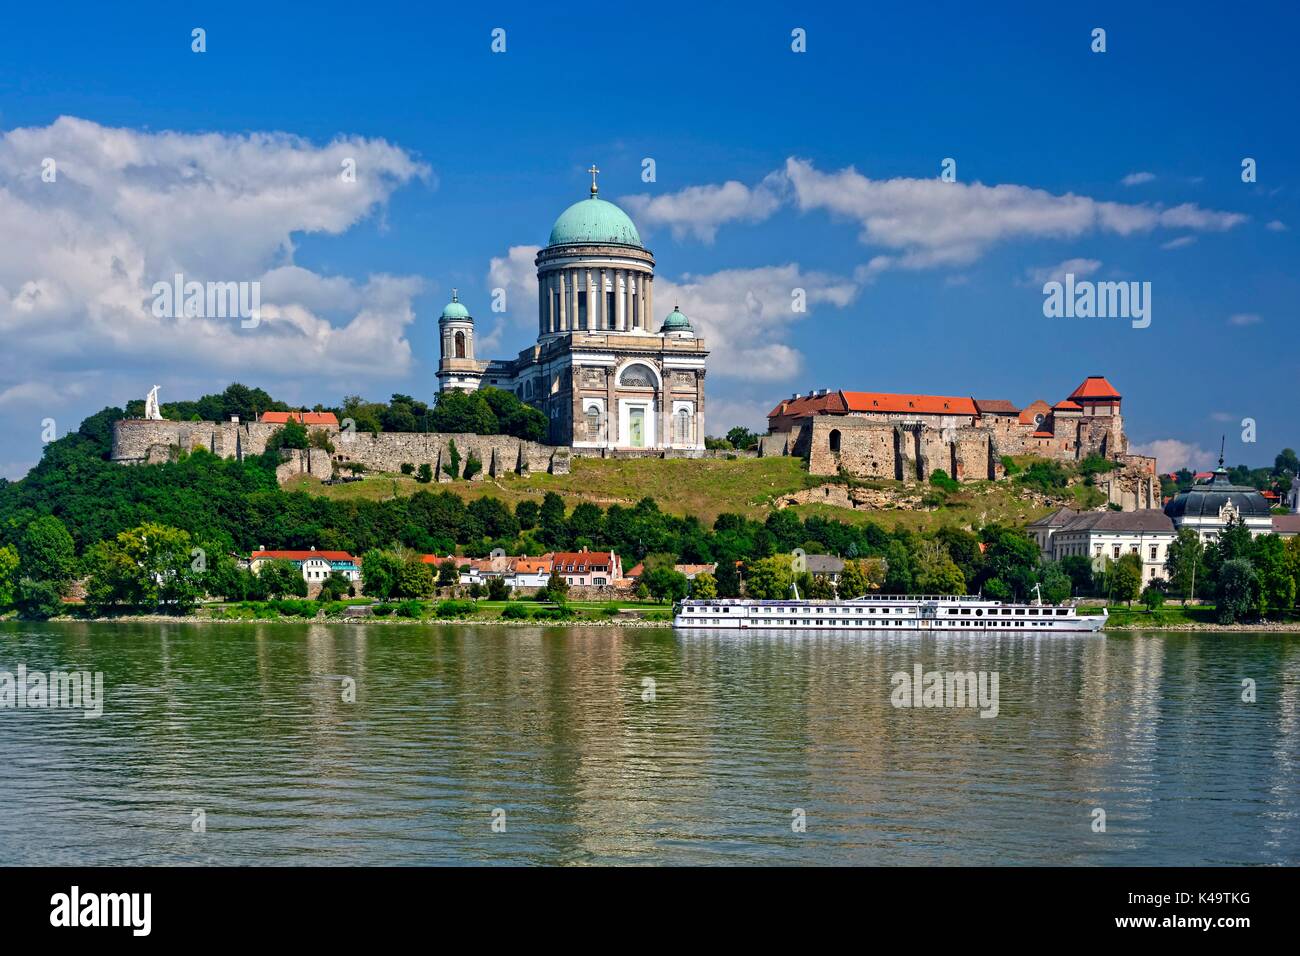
[672,591,1106,633]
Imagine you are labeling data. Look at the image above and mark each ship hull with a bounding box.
[673,596,1106,634]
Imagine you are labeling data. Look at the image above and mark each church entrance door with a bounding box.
[629,407,645,447]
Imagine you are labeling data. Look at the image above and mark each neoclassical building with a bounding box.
[437,168,709,451]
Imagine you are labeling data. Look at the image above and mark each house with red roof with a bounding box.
[249,546,361,583]
[552,548,622,587]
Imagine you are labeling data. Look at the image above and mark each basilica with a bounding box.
[436,167,709,451]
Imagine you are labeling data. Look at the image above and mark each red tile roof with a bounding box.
[1068,376,1121,401]
[553,550,616,571]
[1053,400,1082,410]
[251,549,357,562]
[1018,400,1052,425]
[767,392,847,419]
[840,391,978,416]
[1273,514,1300,535]
[974,398,1019,414]
[260,410,339,426]
[1032,430,1054,438]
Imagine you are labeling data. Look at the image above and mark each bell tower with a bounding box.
[436,290,484,392]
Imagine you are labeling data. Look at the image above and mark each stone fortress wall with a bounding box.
[111,418,743,483]
[757,399,1157,512]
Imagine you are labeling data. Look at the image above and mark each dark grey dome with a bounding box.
[1164,467,1271,520]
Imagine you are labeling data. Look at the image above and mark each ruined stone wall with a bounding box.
[112,419,571,481]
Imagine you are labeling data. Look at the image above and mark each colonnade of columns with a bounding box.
[539,266,652,336]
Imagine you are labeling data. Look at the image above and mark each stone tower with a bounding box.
[435,290,484,392]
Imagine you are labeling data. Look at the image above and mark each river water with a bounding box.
[0,621,1296,865]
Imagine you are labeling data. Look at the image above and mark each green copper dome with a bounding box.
[660,306,692,332]
[548,197,643,248]
[439,291,471,322]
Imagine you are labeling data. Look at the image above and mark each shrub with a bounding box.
[395,600,425,618]
[533,605,575,621]
[400,463,415,475]
[501,603,531,620]
[929,469,959,494]
[416,463,433,484]
[372,604,395,616]
[463,452,482,481]
[442,440,462,480]
[434,599,478,618]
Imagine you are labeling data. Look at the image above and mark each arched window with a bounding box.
[619,363,656,388]
[829,429,842,453]
[585,406,602,440]
[675,408,691,444]
[454,331,466,359]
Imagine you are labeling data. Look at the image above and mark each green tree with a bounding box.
[260,559,308,599]
[1039,564,1073,604]
[690,572,717,599]
[515,500,540,530]
[1141,580,1167,613]
[0,544,18,608]
[16,515,77,618]
[487,576,510,601]
[317,571,351,602]
[744,555,794,599]
[1058,555,1095,597]
[360,549,402,599]
[1164,528,1206,603]
[543,572,569,604]
[430,390,497,435]
[84,522,204,613]
[1111,552,1143,606]
[644,567,689,603]
[1252,534,1296,617]
[436,560,459,588]
[1216,558,1258,624]
[913,540,966,594]
[416,463,434,484]
[715,559,741,598]
[396,557,436,598]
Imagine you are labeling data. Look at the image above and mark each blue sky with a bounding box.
[0,0,1296,478]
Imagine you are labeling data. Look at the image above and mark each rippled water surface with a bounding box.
[0,621,1297,865]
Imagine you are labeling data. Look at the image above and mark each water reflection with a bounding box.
[0,621,1296,865]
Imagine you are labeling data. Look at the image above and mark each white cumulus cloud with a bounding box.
[1130,439,1216,473]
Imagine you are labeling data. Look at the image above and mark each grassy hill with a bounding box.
[284,456,1074,531]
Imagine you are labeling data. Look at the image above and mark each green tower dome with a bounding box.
[439,289,471,322]
[660,305,693,332]
[548,197,643,248]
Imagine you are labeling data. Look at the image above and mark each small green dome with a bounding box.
[661,306,692,332]
[548,197,643,248]
[440,290,471,322]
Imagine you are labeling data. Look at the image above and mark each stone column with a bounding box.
[558,271,567,331]
[597,268,606,331]
[538,273,546,337]
[695,370,706,449]
[645,275,653,333]
[658,382,670,450]
[605,367,617,446]
[626,270,637,330]
[614,270,625,330]
[633,272,642,330]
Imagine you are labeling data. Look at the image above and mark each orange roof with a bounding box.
[553,550,616,569]
[767,391,847,419]
[512,556,553,573]
[252,549,356,562]
[1018,400,1052,425]
[1068,376,1121,401]
[419,554,458,565]
[1053,400,1082,410]
[260,410,339,426]
[840,391,978,416]
[1032,430,1054,438]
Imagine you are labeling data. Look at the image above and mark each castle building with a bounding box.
[436,167,709,451]
[762,375,1157,508]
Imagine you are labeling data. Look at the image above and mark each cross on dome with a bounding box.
[587,163,600,196]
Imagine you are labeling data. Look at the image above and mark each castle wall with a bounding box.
[111,418,728,483]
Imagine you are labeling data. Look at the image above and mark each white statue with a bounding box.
[1290,475,1300,514]
[144,385,163,420]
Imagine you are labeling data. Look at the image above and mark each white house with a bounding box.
[249,547,362,584]
[1030,510,1176,583]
